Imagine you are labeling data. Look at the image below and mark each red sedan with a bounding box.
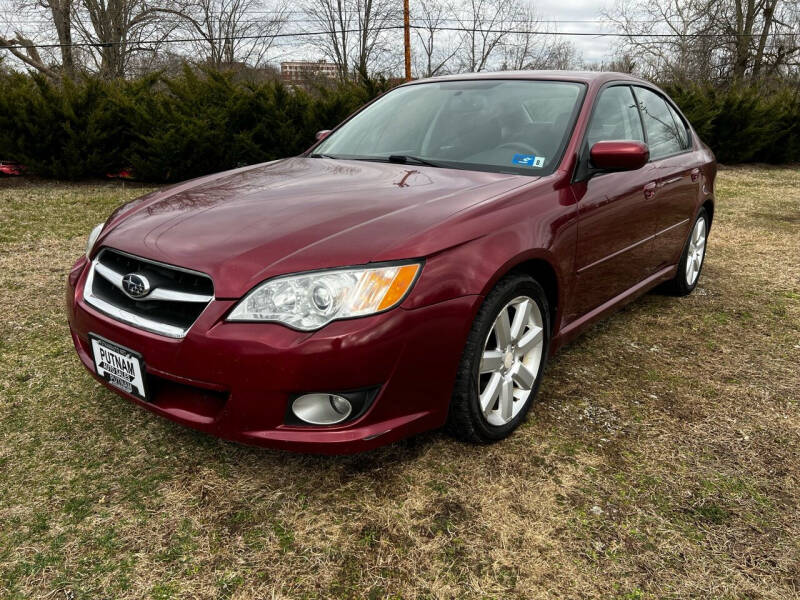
[66,71,716,453]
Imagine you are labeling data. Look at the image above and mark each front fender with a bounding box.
[401,177,579,335]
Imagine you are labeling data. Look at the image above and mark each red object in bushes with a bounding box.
[0,160,24,176]
[107,168,134,180]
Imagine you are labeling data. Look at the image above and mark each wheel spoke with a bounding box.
[493,308,512,348]
[685,217,707,286]
[499,376,514,421]
[480,372,502,415]
[509,299,531,342]
[480,349,504,374]
[509,361,535,390]
[477,294,545,426]
[516,326,543,355]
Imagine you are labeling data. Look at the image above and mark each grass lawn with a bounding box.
[1,166,798,599]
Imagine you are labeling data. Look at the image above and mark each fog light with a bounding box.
[292,393,353,425]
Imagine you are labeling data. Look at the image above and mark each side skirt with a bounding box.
[550,264,678,355]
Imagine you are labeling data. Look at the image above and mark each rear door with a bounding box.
[632,86,699,269]
[568,84,658,320]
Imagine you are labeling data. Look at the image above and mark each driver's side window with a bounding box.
[586,85,645,148]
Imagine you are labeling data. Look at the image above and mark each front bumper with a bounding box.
[66,256,480,453]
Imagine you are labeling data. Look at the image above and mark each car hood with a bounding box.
[99,157,531,298]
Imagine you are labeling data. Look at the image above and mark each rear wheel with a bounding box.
[448,274,550,443]
[661,208,709,296]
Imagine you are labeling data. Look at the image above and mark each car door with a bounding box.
[632,86,700,269]
[568,84,659,320]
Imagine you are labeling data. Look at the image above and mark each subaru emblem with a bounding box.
[122,273,151,299]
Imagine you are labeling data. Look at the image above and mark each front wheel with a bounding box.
[661,208,709,296]
[448,274,550,443]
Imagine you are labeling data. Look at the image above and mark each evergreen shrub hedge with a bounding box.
[0,67,388,181]
[663,82,800,165]
[0,68,797,182]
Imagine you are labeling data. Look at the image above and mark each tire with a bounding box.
[448,273,551,443]
[661,207,709,296]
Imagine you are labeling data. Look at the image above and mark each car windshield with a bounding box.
[313,79,585,176]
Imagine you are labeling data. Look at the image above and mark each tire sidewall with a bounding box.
[464,276,551,441]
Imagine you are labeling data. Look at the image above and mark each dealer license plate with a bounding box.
[89,334,147,401]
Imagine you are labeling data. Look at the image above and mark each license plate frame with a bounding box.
[89,333,148,401]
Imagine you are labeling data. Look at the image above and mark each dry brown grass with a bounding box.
[1,167,798,599]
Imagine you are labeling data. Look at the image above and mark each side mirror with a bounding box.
[315,130,332,142]
[589,140,649,171]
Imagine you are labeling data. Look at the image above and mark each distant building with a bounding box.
[281,60,339,86]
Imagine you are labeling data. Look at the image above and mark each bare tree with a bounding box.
[69,0,184,78]
[606,0,799,83]
[453,0,518,72]
[2,0,287,77]
[166,0,288,69]
[303,0,399,80]
[583,51,637,73]
[0,31,57,77]
[0,0,75,79]
[353,0,397,76]
[500,6,579,71]
[37,0,76,74]
[722,0,798,80]
[605,0,720,82]
[48,0,75,73]
[304,0,351,78]
[412,0,459,77]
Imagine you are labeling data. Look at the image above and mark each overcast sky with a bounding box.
[0,0,620,68]
[530,0,617,63]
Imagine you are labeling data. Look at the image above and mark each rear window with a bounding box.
[633,87,687,160]
[666,102,692,150]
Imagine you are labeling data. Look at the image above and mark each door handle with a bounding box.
[690,168,700,182]
[643,181,657,199]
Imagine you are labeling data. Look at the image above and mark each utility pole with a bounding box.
[403,0,411,80]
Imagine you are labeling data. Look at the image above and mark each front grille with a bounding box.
[83,248,214,338]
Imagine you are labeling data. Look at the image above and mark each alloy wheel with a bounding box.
[478,296,545,426]
[686,217,707,286]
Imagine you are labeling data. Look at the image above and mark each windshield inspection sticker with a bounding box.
[512,154,545,168]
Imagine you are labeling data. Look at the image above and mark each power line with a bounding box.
[2,23,798,51]
[0,10,715,23]
[425,25,800,38]
[0,26,405,49]
[0,7,711,19]
[0,17,749,29]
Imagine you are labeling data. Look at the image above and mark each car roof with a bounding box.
[407,70,647,87]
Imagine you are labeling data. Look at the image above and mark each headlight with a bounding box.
[227,262,422,331]
[85,223,104,258]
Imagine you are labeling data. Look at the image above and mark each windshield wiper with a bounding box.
[387,155,444,168]
[313,154,445,168]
